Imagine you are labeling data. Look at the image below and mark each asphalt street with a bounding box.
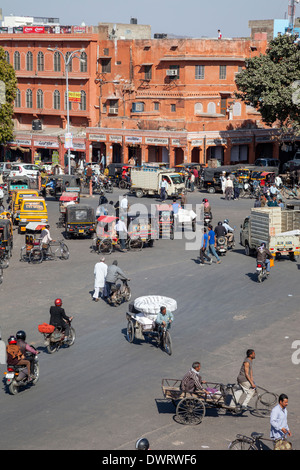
[0,187,299,451]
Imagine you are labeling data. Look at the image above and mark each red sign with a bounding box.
[23,26,45,34]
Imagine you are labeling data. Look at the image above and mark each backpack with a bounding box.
[6,344,22,362]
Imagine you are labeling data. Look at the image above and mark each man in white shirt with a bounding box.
[93,256,108,301]
[120,195,129,214]
[159,178,169,202]
[270,394,291,441]
[115,216,128,251]
[40,225,53,254]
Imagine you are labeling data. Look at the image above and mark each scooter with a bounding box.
[4,352,39,395]
[204,211,212,226]
[216,236,228,256]
[103,177,113,193]
[256,261,268,283]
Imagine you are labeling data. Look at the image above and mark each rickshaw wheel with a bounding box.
[128,238,143,251]
[176,397,205,425]
[29,248,43,264]
[126,320,135,343]
[60,243,69,260]
[99,239,113,254]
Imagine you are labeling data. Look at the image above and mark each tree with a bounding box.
[235,34,300,133]
[0,47,17,145]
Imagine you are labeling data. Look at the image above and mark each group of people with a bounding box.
[199,219,234,265]
[181,352,291,446]
[93,258,128,303]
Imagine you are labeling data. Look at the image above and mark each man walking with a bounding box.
[199,227,212,265]
[159,178,169,202]
[93,256,107,302]
[208,225,221,264]
[270,394,292,442]
[230,349,256,411]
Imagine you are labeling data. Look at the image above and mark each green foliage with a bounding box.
[235,35,300,132]
[0,47,17,145]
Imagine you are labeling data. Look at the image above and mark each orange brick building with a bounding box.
[1,27,289,168]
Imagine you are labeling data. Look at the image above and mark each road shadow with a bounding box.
[245,272,259,283]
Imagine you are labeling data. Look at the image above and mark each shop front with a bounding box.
[145,137,169,165]
[33,139,60,165]
[89,134,107,166]
[189,139,203,164]
[3,139,32,163]
[124,136,142,166]
[206,138,227,165]
[230,137,252,164]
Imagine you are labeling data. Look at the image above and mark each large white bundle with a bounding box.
[177,208,196,223]
[134,295,177,315]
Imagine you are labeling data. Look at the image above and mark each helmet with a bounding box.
[8,335,17,345]
[55,298,62,307]
[16,330,26,341]
[224,219,229,224]
[202,198,208,203]
[135,438,150,450]
[218,221,223,225]
[260,242,266,248]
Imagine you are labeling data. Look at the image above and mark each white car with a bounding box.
[9,163,40,178]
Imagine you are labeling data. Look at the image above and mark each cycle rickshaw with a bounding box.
[0,218,13,268]
[126,295,177,356]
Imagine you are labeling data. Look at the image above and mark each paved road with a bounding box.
[0,188,299,450]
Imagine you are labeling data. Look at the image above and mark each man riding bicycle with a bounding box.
[155,306,173,342]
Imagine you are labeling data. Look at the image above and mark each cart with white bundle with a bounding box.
[126,295,177,355]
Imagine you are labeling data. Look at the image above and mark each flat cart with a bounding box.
[161,380,278,425]
[155,204,175,239]
[126,295,177,356]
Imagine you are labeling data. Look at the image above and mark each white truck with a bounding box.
[130,167,185,198]
[240,207,300,261]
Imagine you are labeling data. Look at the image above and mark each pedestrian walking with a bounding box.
[230,349,256,411]
[199,227,212,265]
[207,224,221,264]
[159,178,169,202]
[225,176,233,200]
[220,171,226,196]
[270,394,292,443]
[93,256,108,301]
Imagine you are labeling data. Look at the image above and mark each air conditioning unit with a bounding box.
[166,69,178,77]
[109,107,118,115]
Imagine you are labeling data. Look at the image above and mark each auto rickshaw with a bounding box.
[0,218,13,267]
[155,204,175,239]
[127,211,158,248]
[108,163,134,187]
[57,192,79,228]
[250,171,275,186]
[7,176,31,200]
[10,189,40,223]
[233,168,251,183]
[52,175,81,200]
[65,204,95,238]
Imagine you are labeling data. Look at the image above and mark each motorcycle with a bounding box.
[40,319,75,354]
[256,261,268,283]
[103,177,113,193]
[204,211,212,226]
[216,236,228,256]
[108,279,131,307]
[4,352,39,395]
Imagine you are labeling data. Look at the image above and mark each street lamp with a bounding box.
[48,47,86,175]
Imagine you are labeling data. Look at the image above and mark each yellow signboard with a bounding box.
[68,91,81,103]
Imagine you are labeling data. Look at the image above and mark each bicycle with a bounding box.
[156,325,172,356]
[252,385,278,418]
[21,240,69,264]
[228,432,292,450]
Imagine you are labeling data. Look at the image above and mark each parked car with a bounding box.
[254,158,280,168]
[9,164,40,178]
[0,162,13,178]
[282,159,300,172]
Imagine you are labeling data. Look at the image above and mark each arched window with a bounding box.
[37,51,44,72]
[26,89,33,108]
[80,51,87,73]
[233,102,242,117]
[4,51,10,64]
[194,103,203,114]
[207,102,216,114]
[26,51,33,71]
[37,89,43,109]
[53,90,60,110]
[14,51,21,71]
[15,88,21,108]
[80,90,86,111]
[65,52,73,73]
[54,51,61,72]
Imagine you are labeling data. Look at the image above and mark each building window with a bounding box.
[54,51,61,72]
[26,51,33,71]
[26,89,33,108]
[171,104,176,112]
[37,89,43,109]
[15,88,21,108]
[195,65,205,80]
[154,102,159,111]
[65,52,73,73]
[109,99,118,114]
[14,51,21,71]
[80,52,87,73]
[233,102,242,116]
[219,65,227,80]
[101,58,111,74]
[37,51,44,72]
[168,64,179,79]
[53,90,60,110]
[4,51,10,64]
[80,90,86,111]
[207,102,216,114]
[65,91,72,110]
[194,102,203,114]
[132,102,145,113]
[144,65,152,80]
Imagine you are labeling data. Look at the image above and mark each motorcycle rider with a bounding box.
[214,221,227,238]
[222,219,235,248]
[6,335,32,381]
[256,242,273,275]
[16,330,39,376]
[104,260,129,303]
[49,299,73,339]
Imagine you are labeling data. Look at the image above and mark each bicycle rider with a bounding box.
[155,306,173,342]
[40,224,54,257]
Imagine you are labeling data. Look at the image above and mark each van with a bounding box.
[17,197,48,234]
[254,158,280,168]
